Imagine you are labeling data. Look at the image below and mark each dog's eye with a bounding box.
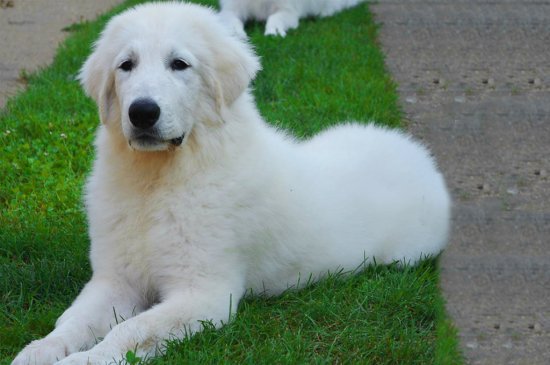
[170,58,190,71]
[119,60,134,72]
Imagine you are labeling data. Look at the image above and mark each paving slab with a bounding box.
[0,0,123,108]
[372,1,550,364]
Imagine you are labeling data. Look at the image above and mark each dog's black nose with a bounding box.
[129,98,161,129]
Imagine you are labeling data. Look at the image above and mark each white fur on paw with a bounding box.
[219,13,247,39]
[12,337,69,365]
[231,23,247,39]
[265,12,299,37]
[53,351,113,365]
[264,22,287,37]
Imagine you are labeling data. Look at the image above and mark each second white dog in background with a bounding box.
[220,0,366,37]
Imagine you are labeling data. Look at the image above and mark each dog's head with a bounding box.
[79,3,260,151]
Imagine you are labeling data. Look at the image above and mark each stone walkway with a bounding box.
[371,1,550,364]
[0,0,122,108]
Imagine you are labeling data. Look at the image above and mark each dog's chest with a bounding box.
[88,175,240,296]
[89,183,183,274]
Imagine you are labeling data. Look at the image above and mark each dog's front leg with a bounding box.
[265,10,299,37]
[55,282,245,365]
[219,10,247,39]
[12,277,144,365]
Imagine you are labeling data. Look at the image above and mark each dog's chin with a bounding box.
[129,135,185,152]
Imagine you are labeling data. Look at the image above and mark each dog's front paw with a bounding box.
[219,12,247,39]
[264,19,287,37]
[53,351,115,365]
[264,12,298,37]
[12,337,69,365]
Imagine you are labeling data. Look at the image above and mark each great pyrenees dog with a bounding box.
[13,2,450,364]
[220,0,366,37]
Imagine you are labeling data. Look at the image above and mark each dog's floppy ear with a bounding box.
[204,23,261,108]
[78,40,119,125]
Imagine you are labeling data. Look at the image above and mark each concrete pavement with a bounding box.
[371,1,550,364]
[0,0,122,108]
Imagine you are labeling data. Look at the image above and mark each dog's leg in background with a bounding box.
[219,11,247,38]
[265,10,299,37]
[55,281,245,365]
[12,278,143,365]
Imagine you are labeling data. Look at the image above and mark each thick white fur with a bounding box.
[12,2,450,364]
[220,0,366,37]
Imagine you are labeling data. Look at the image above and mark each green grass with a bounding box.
[0,0,462,364]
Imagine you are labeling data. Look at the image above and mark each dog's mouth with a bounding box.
[170,135,184,146]
[130,133,186,150]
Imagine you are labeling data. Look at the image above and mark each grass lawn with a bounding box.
[0,0,462,364]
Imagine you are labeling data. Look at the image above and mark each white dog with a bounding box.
[12,2,450,364]
[220,0,366,37]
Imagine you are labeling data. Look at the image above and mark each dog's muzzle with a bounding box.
[127,98,185,149]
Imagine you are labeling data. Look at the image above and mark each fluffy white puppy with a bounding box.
[12,2,450,364]
[220,0,366,37]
